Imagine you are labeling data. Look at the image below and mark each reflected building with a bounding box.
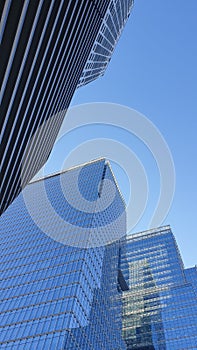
[0,0,134,215]
[122,260,165,349]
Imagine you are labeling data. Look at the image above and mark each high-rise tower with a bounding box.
[1,160,197,348]
[0,0,134,214]
[121,226,197,349]
[0,158,127,349]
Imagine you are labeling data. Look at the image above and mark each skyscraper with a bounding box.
[0,158,127,349]
[121,226,197,349]
[0,0,134,215]
[1,158,197,349]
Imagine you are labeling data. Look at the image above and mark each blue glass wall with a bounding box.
[0,159,126,349]
[121,227,197,349]
[1,159,196,349]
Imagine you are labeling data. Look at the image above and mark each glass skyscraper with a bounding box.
[1,0,134,215]
[0,158,127,349]
[1,158,196,349]
[121,226,197,349]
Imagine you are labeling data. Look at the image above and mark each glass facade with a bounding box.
[0,159,126,349]
[1,0,134,215]
[1,158,196,349]
[121,226,197,349]
[78,0,134,87]
[1,0,110,215]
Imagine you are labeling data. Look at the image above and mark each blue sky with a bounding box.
[44,1,197,267]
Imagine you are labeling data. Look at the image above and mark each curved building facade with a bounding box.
[0,0,134,215]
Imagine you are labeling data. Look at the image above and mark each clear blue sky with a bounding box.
[44,1,197,267]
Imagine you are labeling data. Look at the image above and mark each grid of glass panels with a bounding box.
[78,0,134,87]
[185,266,197,295]
[121,227,197,349]
[0,159,126,349]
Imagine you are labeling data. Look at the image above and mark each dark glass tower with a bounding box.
[121,226,197,349]
[0,0,134,215]
[0,158,127,349]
